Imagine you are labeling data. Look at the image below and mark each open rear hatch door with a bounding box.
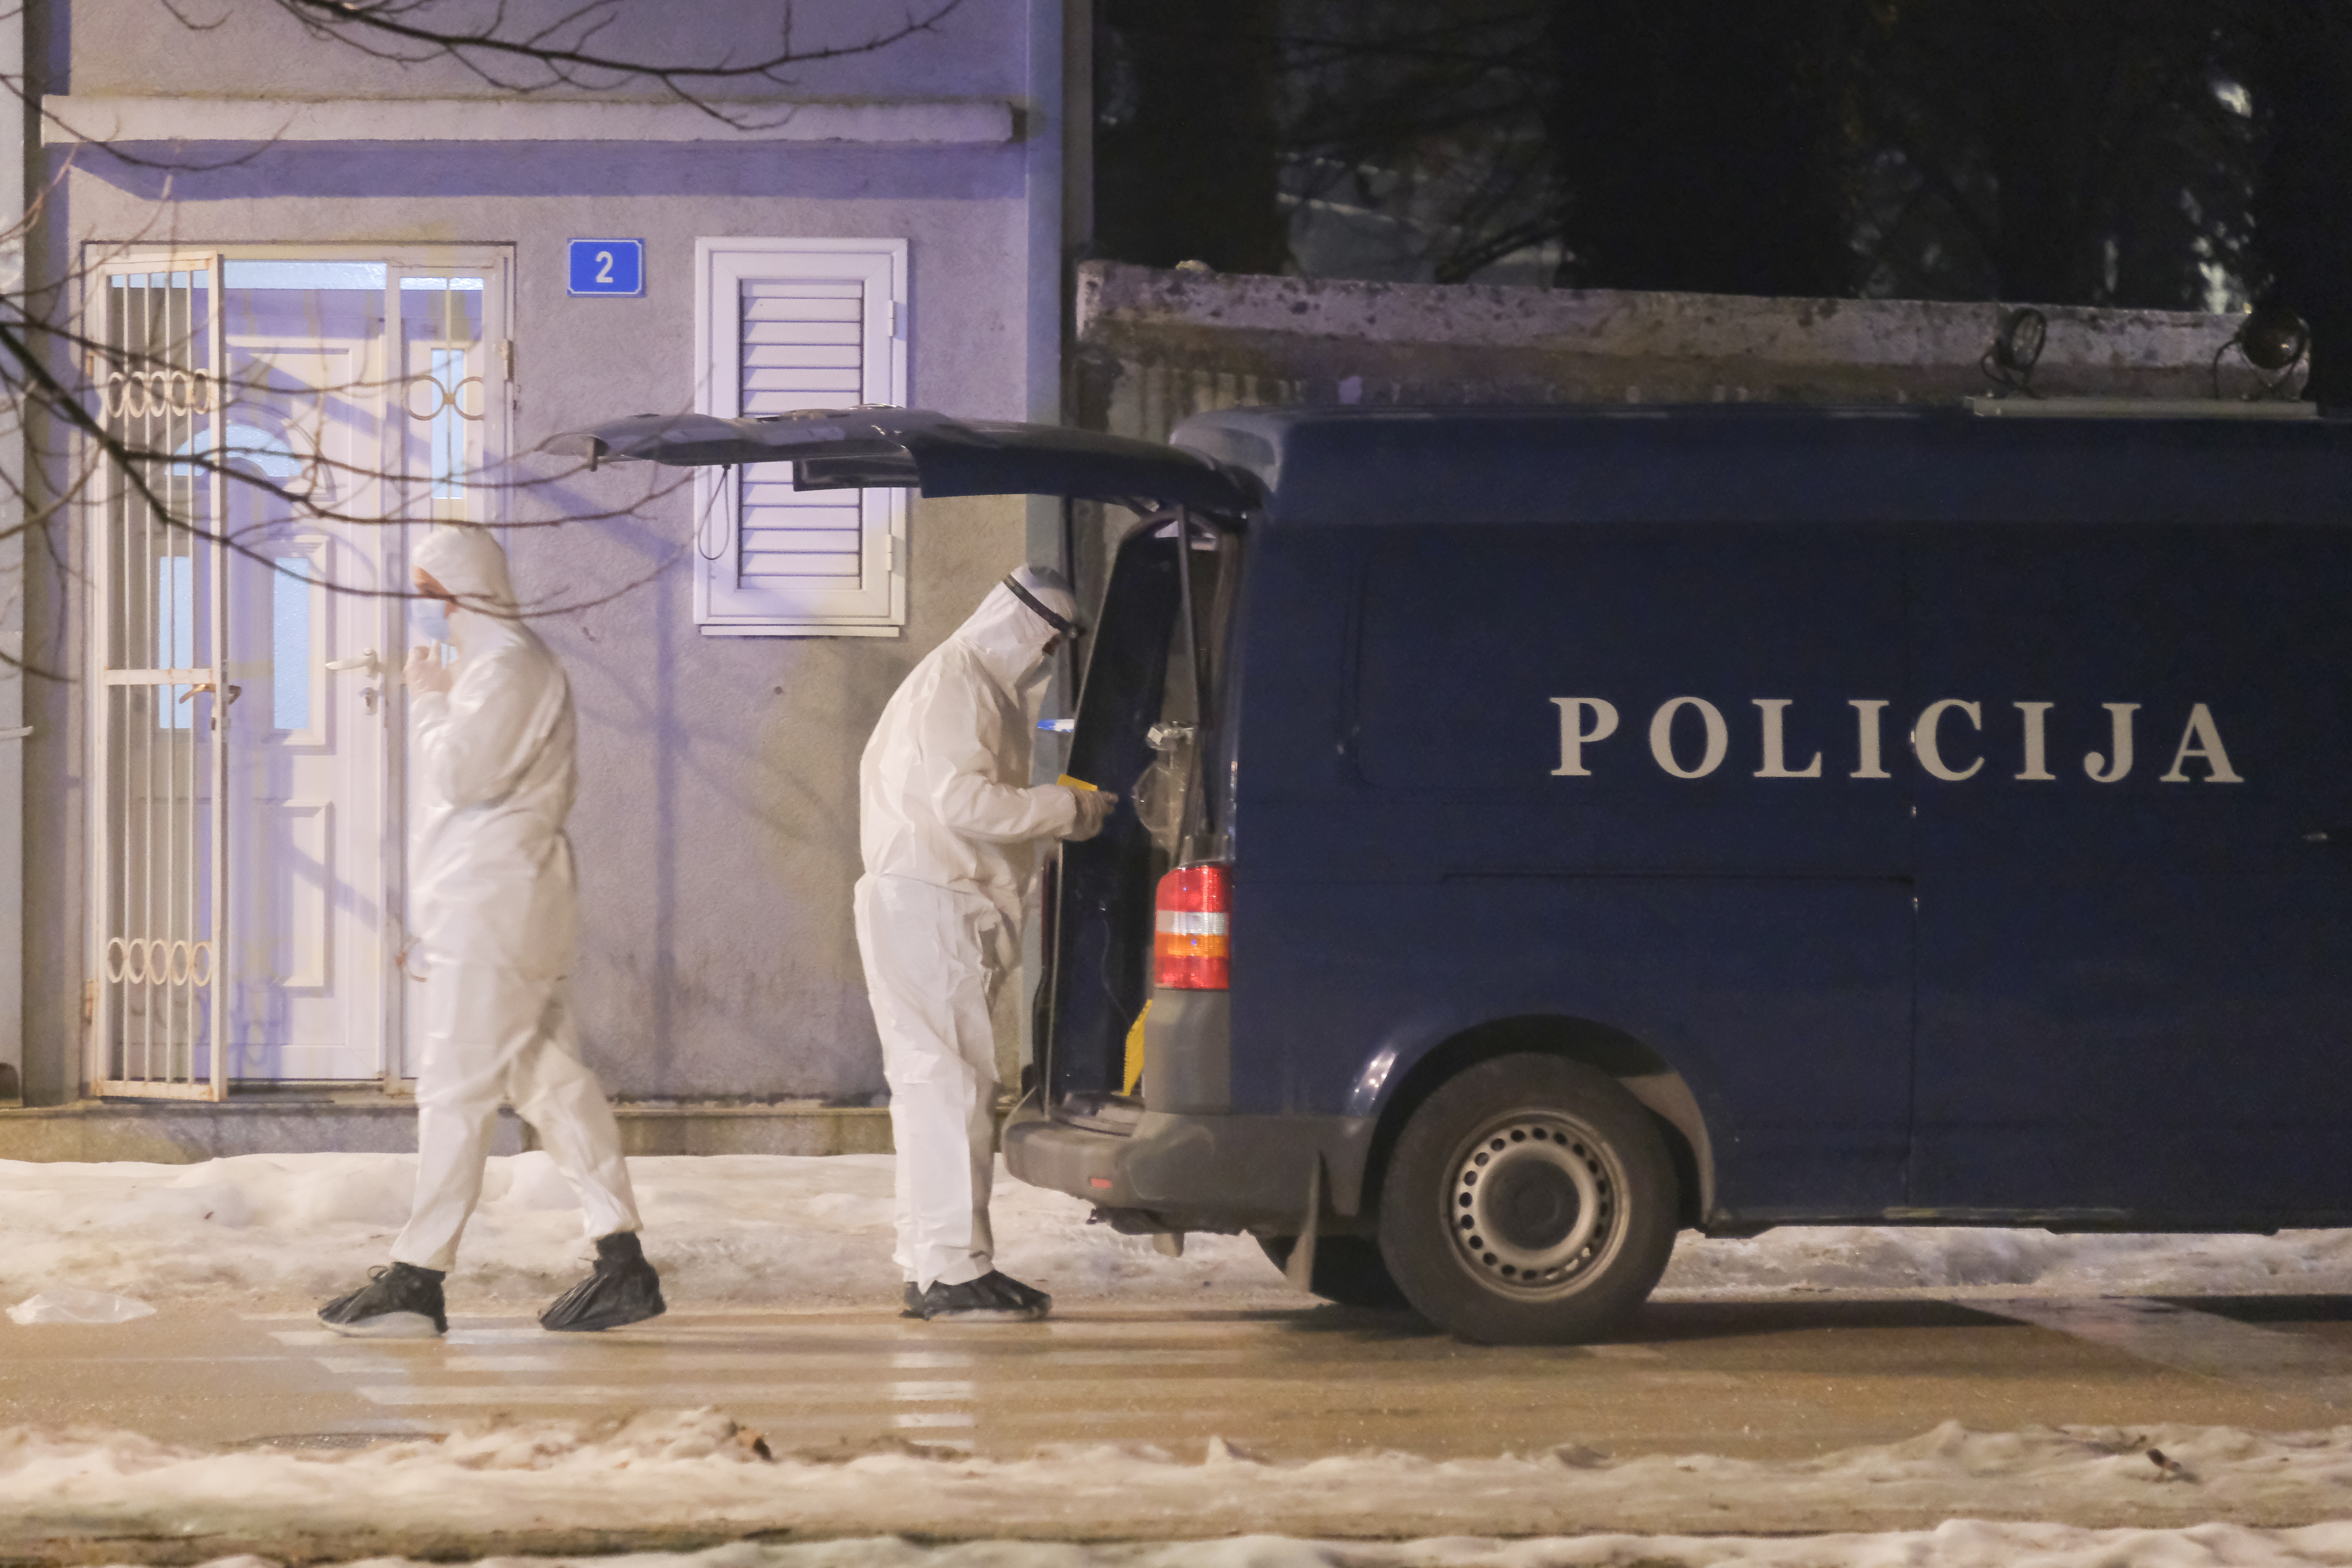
[545,407,1256,514]
[548,408,1251,1135]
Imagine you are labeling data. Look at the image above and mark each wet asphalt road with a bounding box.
[6,1292,2352,1461]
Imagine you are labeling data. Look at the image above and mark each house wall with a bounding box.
[66,0,1034,102]
[0,0,25,1106]
[19,0,1064,1107]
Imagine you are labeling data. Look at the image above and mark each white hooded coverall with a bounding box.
[855,568,1089,1290]
[392,527,642,1273]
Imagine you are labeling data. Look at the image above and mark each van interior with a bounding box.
[1040,511,1238,1131]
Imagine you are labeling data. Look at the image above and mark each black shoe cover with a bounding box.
[540,1231,666,1332]
[899,1281,923,1319]
[320,1261,447,1338]
[908,1270,1052,1322]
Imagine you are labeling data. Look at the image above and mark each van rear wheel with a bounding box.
[1377,1054,1676,1345]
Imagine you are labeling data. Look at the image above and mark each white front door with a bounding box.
[220,268,393,1080]
[94,251,508,1090]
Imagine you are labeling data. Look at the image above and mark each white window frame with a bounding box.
[693,237,909,637]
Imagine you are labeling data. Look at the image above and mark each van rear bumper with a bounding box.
[1003,1097,1376,1230]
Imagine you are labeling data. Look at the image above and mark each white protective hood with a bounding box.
[415,525,518,648]
[857,567,1082,928]
[408,527,580,977]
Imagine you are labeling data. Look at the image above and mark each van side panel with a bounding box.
[1222,528,1370,1119]
[1910,524,2352,1222]
[1240,875,1913,1217]
[1233,524,1917,1220]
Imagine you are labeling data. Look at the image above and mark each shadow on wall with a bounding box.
[524,490,1028,1104]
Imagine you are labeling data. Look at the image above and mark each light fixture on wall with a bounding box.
[2212,304,2311,400]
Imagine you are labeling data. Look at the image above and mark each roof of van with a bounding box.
[1166,404,2352,527]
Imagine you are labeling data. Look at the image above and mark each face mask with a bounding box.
[415,602,452,644]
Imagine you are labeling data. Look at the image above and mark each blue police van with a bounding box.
[558,400,2352,1344]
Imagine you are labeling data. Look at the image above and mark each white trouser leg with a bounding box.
[393,961,639,1272]
[508,979,641,1244]
[856,875,1004,1291]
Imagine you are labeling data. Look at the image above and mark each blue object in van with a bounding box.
[545,399,2352,1344]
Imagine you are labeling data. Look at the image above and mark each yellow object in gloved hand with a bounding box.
[1060,778,1118,842]
[1122,1001,1150,1096]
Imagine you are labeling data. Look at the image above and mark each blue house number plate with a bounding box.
[568,239,644,298]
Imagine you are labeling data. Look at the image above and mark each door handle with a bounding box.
[0,726,28,741]
[179,682,240,732]
[325,649,385,678]
[2301,826,2352,844]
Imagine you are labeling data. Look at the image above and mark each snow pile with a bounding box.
[3,1149,2350,1312]
[8,1415,2352,1546]
[0,1152,1284,1309]
[165,1522,2352,1568]
[1660,1226,2352,1299]
[4,1287,154,1324]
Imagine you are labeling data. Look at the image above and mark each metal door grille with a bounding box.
[89,257,229,1098]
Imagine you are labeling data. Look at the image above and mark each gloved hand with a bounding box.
[1062,786,1119,841]
[405,644,455,697]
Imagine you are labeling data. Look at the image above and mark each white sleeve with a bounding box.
[920,668,1080,844]
[415,651,555,808]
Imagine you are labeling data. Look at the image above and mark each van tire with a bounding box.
[1255,1234,1414,1311]
[1377,1053,1676,1345]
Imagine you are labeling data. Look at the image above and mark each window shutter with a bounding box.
[693,240,908,635]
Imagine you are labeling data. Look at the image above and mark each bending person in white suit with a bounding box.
[320,525,661,1338]
[856,566,1116,1322]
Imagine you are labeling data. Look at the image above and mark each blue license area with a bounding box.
[567,240,643,297]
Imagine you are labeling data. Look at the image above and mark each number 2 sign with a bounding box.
[566,239,644,298]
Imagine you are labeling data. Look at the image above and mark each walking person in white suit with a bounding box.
[319,525,661,1338]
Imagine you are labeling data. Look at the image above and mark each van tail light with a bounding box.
[1154,864,1230,990]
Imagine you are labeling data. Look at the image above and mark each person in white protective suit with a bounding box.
[319,526,663,1339]
[856,566,1117,1322]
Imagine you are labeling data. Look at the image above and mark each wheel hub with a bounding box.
[1488,1158,1583,1249]
[1444,1114,1621,1293]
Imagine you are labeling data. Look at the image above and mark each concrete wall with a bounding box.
[18,0,1062,1109]
[0,1098,892,1161]
[1072,259,2289,444]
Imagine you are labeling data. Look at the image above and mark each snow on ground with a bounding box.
[4,1150,2352,1311]
[159,1525,2352,1568]
[1659,1224,2352,1300]
[8,1413,2352,1552]
[0,1152,1285,1310]
[9,1156,2352,1561]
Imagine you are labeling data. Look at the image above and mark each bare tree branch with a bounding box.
[258,0,971,127]
[0,0,966,690]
